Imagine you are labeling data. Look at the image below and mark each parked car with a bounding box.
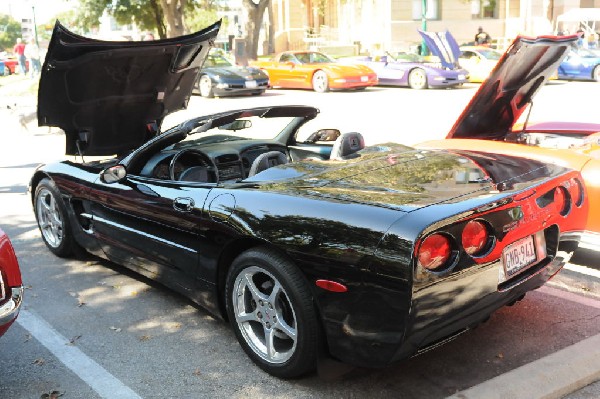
[250,50,378,92]
[32,22,588,378]
[459,45,503,83]
[418,34,600,247]
[193,50,269,98]
[557,47,600,81]
[0,57,29,75]
[339,31,468,89]
[0,228,24,337]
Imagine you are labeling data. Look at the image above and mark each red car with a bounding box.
[0,228,24,337]
[1,57,29,75]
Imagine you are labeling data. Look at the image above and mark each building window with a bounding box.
[412,0,440,21]
[471,0,498,19]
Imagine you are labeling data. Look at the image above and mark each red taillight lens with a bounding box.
[554,186,570,216]
[417,234,451,270]
[462,220,489,256]
[570,178,584,207]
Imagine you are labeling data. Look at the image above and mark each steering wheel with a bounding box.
[169,149,218,182]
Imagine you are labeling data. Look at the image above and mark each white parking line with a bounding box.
[538,285,600,309]
[565,264,600,279]
[17,310,143,399]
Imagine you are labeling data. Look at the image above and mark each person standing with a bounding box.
[12,38,27,75]
[474,27,491,46]
[25,38,41,78]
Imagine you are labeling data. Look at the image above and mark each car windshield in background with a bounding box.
[478,49,503,60]
[205,54,233,67]
[297,52,335,64]
[177,115,298,146]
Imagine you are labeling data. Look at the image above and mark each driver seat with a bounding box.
[329,132,365,161]
[248,151,289,176]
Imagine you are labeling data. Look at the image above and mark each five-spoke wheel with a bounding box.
[226,247,320,378]
[34,178,77,257]
[312,70,329,93]
[408,68,428,90]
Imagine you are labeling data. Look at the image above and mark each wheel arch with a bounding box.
[29,171,52,204]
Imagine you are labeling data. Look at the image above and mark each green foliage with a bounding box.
[0,14,22,52]
[185,8,221,34]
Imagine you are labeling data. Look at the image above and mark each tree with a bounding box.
[242,0,269,59]
[0,14,22,52]
[73,0,218,39]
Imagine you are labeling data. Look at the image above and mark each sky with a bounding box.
[0,0,72,24]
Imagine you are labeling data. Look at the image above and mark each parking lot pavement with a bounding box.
[1,82,599,398]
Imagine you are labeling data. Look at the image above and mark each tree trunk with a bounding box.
[267,0,275,54]
[242,0,269,59]
[150,0,167,39]
[160,0,187,37]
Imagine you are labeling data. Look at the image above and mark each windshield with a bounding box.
[204,54,233,67]
[296,52,335,64]
[477,49,502,60]
[174,115,298,147]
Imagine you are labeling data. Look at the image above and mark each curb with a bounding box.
[447,293,600,399]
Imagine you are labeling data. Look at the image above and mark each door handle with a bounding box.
[173,197,195,212]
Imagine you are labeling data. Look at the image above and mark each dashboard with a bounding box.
[138,139,289,183]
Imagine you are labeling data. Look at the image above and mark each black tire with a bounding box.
[408,68,428,90]
[2,66,10,76]
[198,75,215,98]
[225,247,321,378]
[34,178,78,257]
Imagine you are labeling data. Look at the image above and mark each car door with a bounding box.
[558,51,581,78]
[87,174,214,298]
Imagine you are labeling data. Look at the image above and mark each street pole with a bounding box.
[421,0,427,55]
[32,5,39,46]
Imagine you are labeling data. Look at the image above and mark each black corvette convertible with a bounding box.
[31,22,588,378]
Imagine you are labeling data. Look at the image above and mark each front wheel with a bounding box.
[34,178,78,257]
[408,68,428,90]
[312,70,329,93]
[198,75,214,98]
[225,247,321,378]
[593,65,600,82]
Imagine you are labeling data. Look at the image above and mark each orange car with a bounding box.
[417,34,600,248]
[250,51,378,92]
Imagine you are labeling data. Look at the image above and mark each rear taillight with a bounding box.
[569,178,584,207]
[554,186,571,216]
[417,234,451,270]
[462,220,489,256]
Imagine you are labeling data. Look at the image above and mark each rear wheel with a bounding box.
[593,65,600,82]
[312,70,329,93]
[225,247,321,378]
[3,65,11,76]
[34,178,77,257]
[408,68,428,90]
[198,75,214,98]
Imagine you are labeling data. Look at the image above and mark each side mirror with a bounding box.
[101,164,127,184]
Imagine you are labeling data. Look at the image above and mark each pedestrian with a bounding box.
[474,26,491,46]
[141,32,155,41]
[12,38,27,75]
[25,38,41,78]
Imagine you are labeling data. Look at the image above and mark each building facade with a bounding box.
[267,0,600,54]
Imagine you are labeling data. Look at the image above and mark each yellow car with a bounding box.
[459,46,503,83]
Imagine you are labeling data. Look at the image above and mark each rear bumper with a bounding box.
[0,286,24,336]
[324,232,578,368]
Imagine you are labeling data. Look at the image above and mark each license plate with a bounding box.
[361,76,368,82]
[502,235,537,278]
[245,80,257,88]
[458,74,465,80]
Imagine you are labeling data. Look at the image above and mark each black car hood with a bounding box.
[38,20,221,156]
[447,34,577,140]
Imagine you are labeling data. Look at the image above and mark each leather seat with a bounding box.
[248,151,289,176]
[330,132,365,161]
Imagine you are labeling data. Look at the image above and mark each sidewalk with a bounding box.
[448,286,600,399]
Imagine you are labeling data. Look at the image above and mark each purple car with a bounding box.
[342,30,469,89]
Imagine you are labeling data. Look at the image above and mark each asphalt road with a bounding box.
[1,78,599,398]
